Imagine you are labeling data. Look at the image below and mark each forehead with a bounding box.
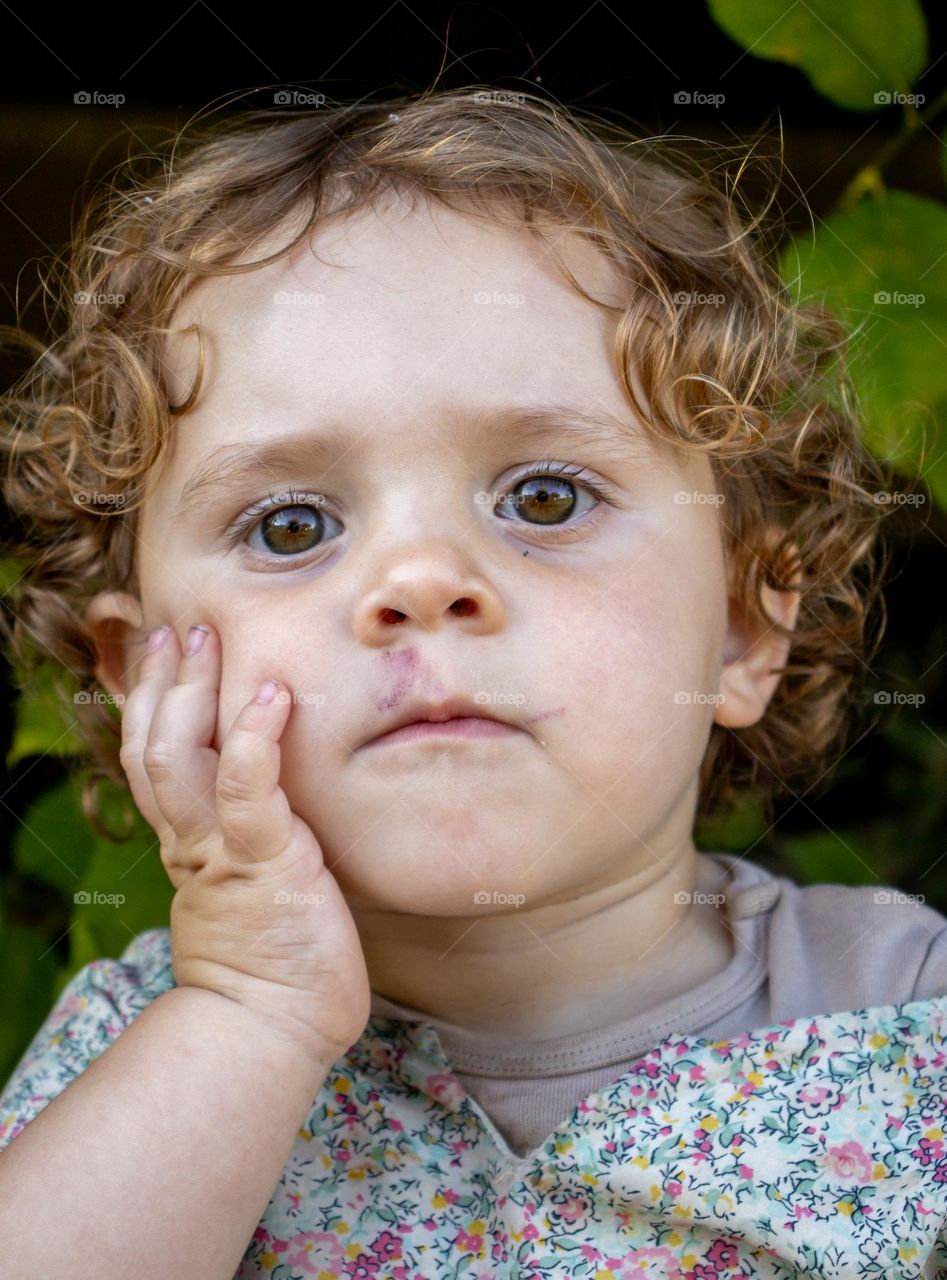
[150,194,695,504]
[163,193,630,411]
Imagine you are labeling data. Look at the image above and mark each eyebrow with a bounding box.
[170,402,658,522]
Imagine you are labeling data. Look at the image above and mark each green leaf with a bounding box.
[0,915,60,1089]
[69,805,172,966]
[708,0,927,111]
[6,663,87,769]
[11,775,93,894]
[781,830,875,886]
[781,190,947,509]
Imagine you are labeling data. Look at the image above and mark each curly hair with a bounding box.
[0,83,895,841]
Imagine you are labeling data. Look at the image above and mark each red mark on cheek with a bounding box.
[375,647,422,711]
[525,704,567,727]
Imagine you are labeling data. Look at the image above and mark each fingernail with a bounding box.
[185,625,208,656]
[255,679,279,704]
[147,625,170,653]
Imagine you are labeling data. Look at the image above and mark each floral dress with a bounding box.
[2,927,947,1279]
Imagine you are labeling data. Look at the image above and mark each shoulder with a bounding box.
[0,927,175,1153]
[767,869,947,1009]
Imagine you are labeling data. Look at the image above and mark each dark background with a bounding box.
[1,0,946,927]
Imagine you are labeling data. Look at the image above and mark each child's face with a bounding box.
[89,195,795,916]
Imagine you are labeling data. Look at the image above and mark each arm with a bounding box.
[0,984,334,1280]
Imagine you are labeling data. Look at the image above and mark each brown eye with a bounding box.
[256,505,326,555]
[507,475,579,525]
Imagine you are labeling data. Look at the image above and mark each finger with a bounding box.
[214,679,297,867]
[142,623,225,850]
[118,622,185,845]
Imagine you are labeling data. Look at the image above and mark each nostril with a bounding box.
[450,598,476,617]
[379,608,406,624]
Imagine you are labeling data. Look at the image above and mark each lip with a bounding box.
[358,694,523,751]
[361,717,522,749]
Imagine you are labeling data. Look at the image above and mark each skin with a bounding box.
[84,192,799,1042]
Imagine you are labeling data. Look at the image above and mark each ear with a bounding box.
[82,590,145,703]
[714,547,802,731]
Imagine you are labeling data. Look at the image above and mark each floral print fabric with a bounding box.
[2,927,947,1279]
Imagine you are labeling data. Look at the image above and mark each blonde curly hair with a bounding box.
[0,84,894,841]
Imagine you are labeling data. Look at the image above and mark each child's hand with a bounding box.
[118,621,372,1070]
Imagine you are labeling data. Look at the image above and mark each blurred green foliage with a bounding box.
[3,0,947,1089]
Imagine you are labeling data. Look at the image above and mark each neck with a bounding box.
[348,843,734,1042]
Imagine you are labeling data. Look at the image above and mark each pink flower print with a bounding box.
[370,1230,403,1263]
[823,1140,872,1182]
[914,1136,946,1166]
[797,1081,843,1118]
[342,1253,382,1278]
[706,1238,740,1268]
[425,1073,465,1109]
[667,1181,682,1198]
[547,1192,589,1228]
[615,1245,682,1278]
[285,1230,346,1270]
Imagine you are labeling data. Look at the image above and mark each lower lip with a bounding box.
[362,717,521,749]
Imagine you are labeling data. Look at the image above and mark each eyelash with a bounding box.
[223,461,618,563]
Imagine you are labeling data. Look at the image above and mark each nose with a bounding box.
[353,541,506,645]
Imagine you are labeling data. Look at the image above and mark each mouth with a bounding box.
[360,716,523,750]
